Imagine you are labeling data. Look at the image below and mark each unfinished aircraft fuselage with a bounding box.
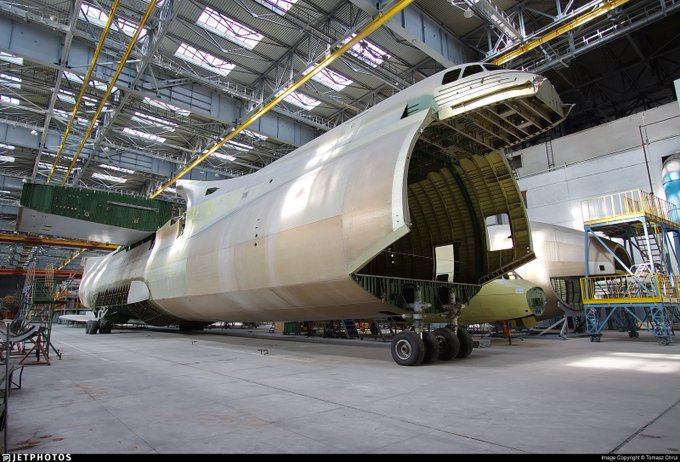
[79,63,571,329]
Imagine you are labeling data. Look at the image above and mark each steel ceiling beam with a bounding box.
[0,233,117,250]
[62,0,158,185]
[37,0,85,184]
[75,0,179,184]
[491,0,631,65]
[150,0,417,198]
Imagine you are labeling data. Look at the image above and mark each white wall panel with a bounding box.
[516,102,680,231]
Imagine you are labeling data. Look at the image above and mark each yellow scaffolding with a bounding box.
[579,190,680,344]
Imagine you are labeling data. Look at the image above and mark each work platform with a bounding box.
[18,183,180,245]
[580,189,680,344]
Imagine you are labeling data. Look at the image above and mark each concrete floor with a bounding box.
[4,324,680,454]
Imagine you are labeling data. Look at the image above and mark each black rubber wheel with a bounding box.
[421,331,439,364]
[455,326,474,359]
[85,320,99,335]
[391,331,425,366]
[178,322,209,332]
[99,320,112,334]
[433,327,460,361]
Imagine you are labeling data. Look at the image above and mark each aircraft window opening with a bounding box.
[461,65,484,79]
[486,213,513,251]
[434,244,454,282]
[206,187,219,195]
[442,69,461,85]
[483,64,504,71]
[177,216,186,237]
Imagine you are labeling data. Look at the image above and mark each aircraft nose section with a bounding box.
[527,286,547,317]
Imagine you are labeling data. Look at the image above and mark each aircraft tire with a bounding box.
[455,326,474,358]
[85,320,99,335]
[433,327,459,361]
[421,331,439,364]
[391,331,425,366]
[178,322,210,332]
[99,320,112,334]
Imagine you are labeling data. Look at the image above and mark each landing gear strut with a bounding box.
[389,285,473,366]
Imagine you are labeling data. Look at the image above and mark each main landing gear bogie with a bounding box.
[390,327,474,366]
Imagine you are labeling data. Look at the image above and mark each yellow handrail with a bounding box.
[580,272,680,304]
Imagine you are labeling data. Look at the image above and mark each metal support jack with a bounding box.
[535,314,570,339]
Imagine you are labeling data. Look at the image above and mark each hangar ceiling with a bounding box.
[0,0,678,275]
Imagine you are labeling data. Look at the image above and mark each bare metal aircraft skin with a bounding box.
[79,63,571,327]
[486,221,632,319]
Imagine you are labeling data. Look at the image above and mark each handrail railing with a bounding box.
[581,189,680,224]
[580,272,680,304]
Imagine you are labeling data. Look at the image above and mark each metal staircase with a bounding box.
[4,263,61,365]
[580,189,680,344]
[341,320,359,339]
[633,224,667,273]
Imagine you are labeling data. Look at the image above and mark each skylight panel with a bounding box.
[0,73,21,89]
[57,89,97,107]
[132,111,177,131]
[243,129,268,141]
[53,108,97,127]
[0,95,19,106]
[0,51,23,66]
[41,151,75,162]
[277,90,321,110]
[304,66,352,92]
[116,16,148,38]
[211,152,236,161]
[342,35,391,67]
[80,3,148,39]
[226,140,253,152]
[57,90,76,105]
[197,7,264,50]
[92,172,127,183]
[0,143,15,150]
[143,97,191,117]
[39,161,69,171]
[99,164,135,174]
[63,70,111,92]
[0,155,15,163]
[175,43,235,76]
[255,0,298,16]
[122,127,166,143]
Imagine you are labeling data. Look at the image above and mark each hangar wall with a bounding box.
[509,102,680,230]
